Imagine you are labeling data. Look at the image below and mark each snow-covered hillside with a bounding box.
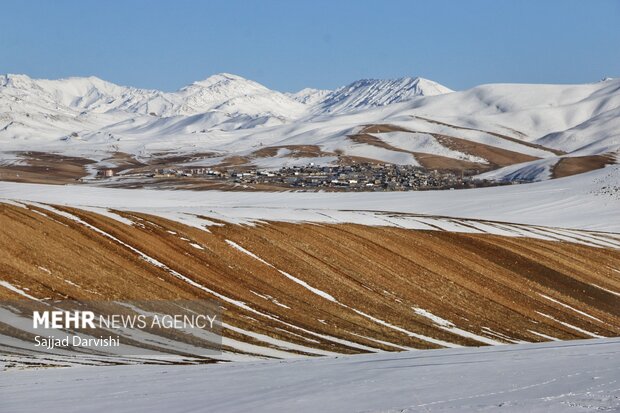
[287,87,331,105]
[314,76,453,114]
[536,105,620,155]
[1,73,618,182]
[404,78,620,149]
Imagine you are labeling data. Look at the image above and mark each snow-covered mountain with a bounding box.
[0,73,453,119]
[0,73,454,138]
[287,87,331,106]
[286,77,453,114]
[0,73,160,114]
[0,72,308,118]
[162,73,308,119]
[315,77,453,114]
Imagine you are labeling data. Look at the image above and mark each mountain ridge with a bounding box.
[0,72,452,118]
[316,77,454,114]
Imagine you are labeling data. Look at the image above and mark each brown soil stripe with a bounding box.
[412,117,566,156]
[552,154,617,179]
[349,129,540,171]
[348,133,489,171]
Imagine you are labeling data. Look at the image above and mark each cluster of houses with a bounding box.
[148,167,223,178]
[123,163,503,191]
[243,163,495,191]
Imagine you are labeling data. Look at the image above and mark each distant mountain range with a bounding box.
[0,73,618,183]
[0,72,451,119]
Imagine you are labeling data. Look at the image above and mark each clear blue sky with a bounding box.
[2,0,619,92]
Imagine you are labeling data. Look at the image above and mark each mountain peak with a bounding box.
[189,73,253,89]
[288,87,332,105]
[316,76,453,114]
[1,73,36,88]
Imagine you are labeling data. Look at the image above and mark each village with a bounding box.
[99,162,512,191]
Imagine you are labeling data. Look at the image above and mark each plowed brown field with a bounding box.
[1,202,618,360]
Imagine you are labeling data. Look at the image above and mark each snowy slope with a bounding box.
[287,87,331,105]
[2,338,619,413]
[476,158,557,182]
[315,76,453,114]
[404,78,620,141]
[536,105,620,155]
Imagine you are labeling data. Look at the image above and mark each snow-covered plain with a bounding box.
[2,338,619,413]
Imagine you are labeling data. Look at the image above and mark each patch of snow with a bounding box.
[590,283,620,297]
[348,307,460,348]
[225,239,337,302]
[535,312,604,338]
[0,280,42,301]
[538,293,604,323]
[376,131,487,163]
[37,266,51,274]
[528,330,560,341]
[413,307,504,345]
